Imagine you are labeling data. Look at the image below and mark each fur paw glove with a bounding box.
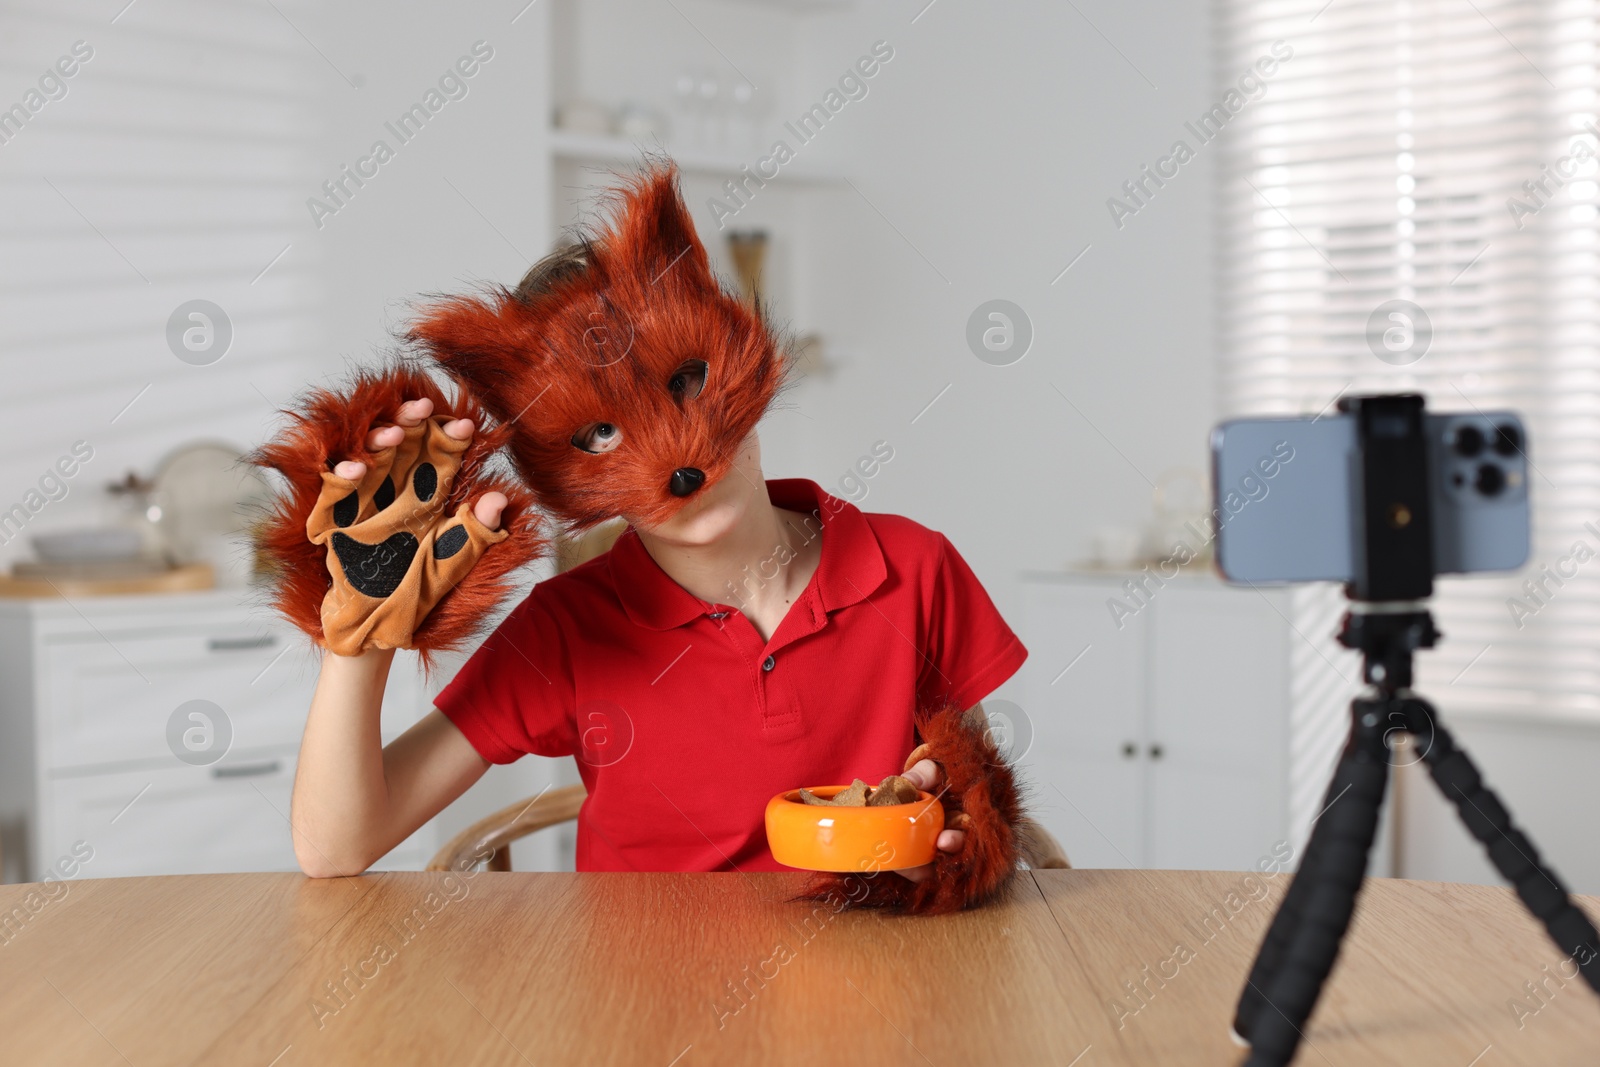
[250,364,545,664]
[801,703,1026,915]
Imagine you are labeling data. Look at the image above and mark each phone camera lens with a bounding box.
[1475,463,1506,497]
[1494,424,1522,456]
[1453,425,1485,457]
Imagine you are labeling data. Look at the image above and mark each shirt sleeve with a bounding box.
[916,533,1029,713]
[434,590,577,763]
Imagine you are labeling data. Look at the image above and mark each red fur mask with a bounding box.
[409,164,787,531]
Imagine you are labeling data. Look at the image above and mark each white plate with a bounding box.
[150,441,273,565]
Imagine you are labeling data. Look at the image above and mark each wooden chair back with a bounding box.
[427,785,586,872]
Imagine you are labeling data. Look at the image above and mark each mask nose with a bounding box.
[669,467,705,497]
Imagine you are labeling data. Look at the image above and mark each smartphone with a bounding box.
[1210,410,1531,584]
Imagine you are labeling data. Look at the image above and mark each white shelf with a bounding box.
[548,129,847,186]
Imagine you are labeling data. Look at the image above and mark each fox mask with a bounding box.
[409,164,787,532]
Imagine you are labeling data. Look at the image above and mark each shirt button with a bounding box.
[709,611,727,619]
[762,655,776,672]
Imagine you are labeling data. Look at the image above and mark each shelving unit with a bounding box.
[535,0,855,355]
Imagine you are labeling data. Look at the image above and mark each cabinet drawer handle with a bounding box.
[1148,743,1165,760]
[211,760,283,779]
[1121,742,1138,758]
[208,634,277,652]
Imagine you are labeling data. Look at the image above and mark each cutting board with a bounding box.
[0,562,215,598]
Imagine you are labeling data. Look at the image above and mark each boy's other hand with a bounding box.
[331,397,507,529]
[894,758,965,883]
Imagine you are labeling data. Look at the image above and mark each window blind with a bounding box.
[1217,0,1600,723]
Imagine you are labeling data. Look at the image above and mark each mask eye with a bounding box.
[571,422,622,454]
[667,359,708,400]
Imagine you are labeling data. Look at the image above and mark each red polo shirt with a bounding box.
[435,478,1027,872]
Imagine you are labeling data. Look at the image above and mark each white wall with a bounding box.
[298,2,553,372]
[1396,714,1600,895]
[778,1,1218,660]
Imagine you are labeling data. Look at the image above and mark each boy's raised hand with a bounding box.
[310,396,511,656]
[894,757,966,883]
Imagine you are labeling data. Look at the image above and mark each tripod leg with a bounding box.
[1232,758,1344,1039]
[1239,698,1392,1067]
[1408,701,1600,993]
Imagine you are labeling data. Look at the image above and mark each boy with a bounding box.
[264,165,1028,907]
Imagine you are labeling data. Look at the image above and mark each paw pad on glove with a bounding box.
[433,525,469,560]
[330,531,418,598]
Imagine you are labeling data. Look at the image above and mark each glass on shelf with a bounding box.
[696,70,723,148]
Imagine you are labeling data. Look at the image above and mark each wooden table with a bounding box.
[1,869,1595,1065]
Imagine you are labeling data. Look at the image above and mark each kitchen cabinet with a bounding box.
[1017,571,1354,872]
[0,591,431,881]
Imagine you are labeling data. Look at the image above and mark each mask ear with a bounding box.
[598,163,714,290]
[407,163,718,420]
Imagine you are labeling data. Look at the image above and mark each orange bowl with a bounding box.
[764,785,945,872]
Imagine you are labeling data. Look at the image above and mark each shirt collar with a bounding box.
[607,478,888,631]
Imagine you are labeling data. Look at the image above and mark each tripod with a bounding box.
[1230,605,1600,1065]
[1226,394,1600,1065]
